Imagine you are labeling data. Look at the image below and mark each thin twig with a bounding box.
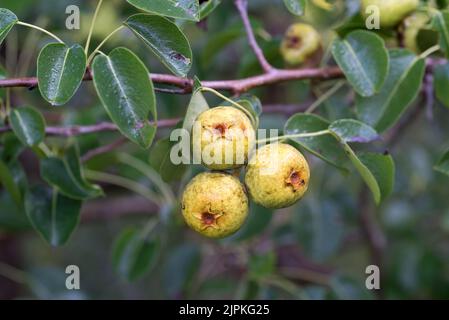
[235,0,274,73]
[0,103,316,137]
[0,118,180,136]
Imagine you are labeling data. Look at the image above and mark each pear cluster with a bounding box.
[181,107,311,238]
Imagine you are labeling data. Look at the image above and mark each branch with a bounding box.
[0,67,343,94]
[235,0,274,73]
[0,103,308,139]
[0,118,180,136]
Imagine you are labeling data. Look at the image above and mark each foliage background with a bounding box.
[0,0,449,299]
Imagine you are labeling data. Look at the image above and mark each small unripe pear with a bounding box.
[280,23,321,66]
[245,144,310,209]
[193,106,255,170]
[361,0,419,28]
[181,172,249,238]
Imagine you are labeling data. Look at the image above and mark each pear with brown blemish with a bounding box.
[245,144,310,209]
[181,172,249,238]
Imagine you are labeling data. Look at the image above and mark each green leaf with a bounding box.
[356,49,425,133]
[0,8,18,45]
[329,130,394,204]
[40,144,103,200]
[434,62,449,108]
[37,43,86,106]
[182,88,209,134]
[284,113,348,171]
[358,152,395,201]
[283,0,306,16]
[200,0,221,20]
[92,47,157,149]
[125,14,192,77]
[435,149,449,176]
[328,119,378,143]
[0,159,22,208]
[331,30,389,97]
[25,185,82,246]
[10,106,46,146]
[432,10,449,57]
[149,137,187,183]
[112,227,160,282]
[126,0,200,21]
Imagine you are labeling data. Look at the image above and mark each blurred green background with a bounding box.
[1,0,449,299]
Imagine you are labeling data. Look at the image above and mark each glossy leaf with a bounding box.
[0,8,18,45]
[125,14,192,77]
[356,49,425,133]
[432,10,449,57]
[25,186,82,246]
[434,62,449,108]
[283,0,306,16]
[435,149,449,177]
[37,43,86,106]
[332,30,389,97]
[200,0,221,20]
[10,106,46,147]
[40,144,103,200]
[92,47,157,149]
[112,227,160,281]
[284,113,348,171]
[126,0,200,21]
[328,119,379,143]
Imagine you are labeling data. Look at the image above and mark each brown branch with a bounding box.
[0,104,310,138]
[235,0,274,73]
[0,67,343,94]
[0,118,181,136]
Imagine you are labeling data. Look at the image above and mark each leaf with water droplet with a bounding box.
[125,14,192,77]
[332,30,389,97]
[92,47,157,149]
[126,0,200,21]
[37,43,86,106]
